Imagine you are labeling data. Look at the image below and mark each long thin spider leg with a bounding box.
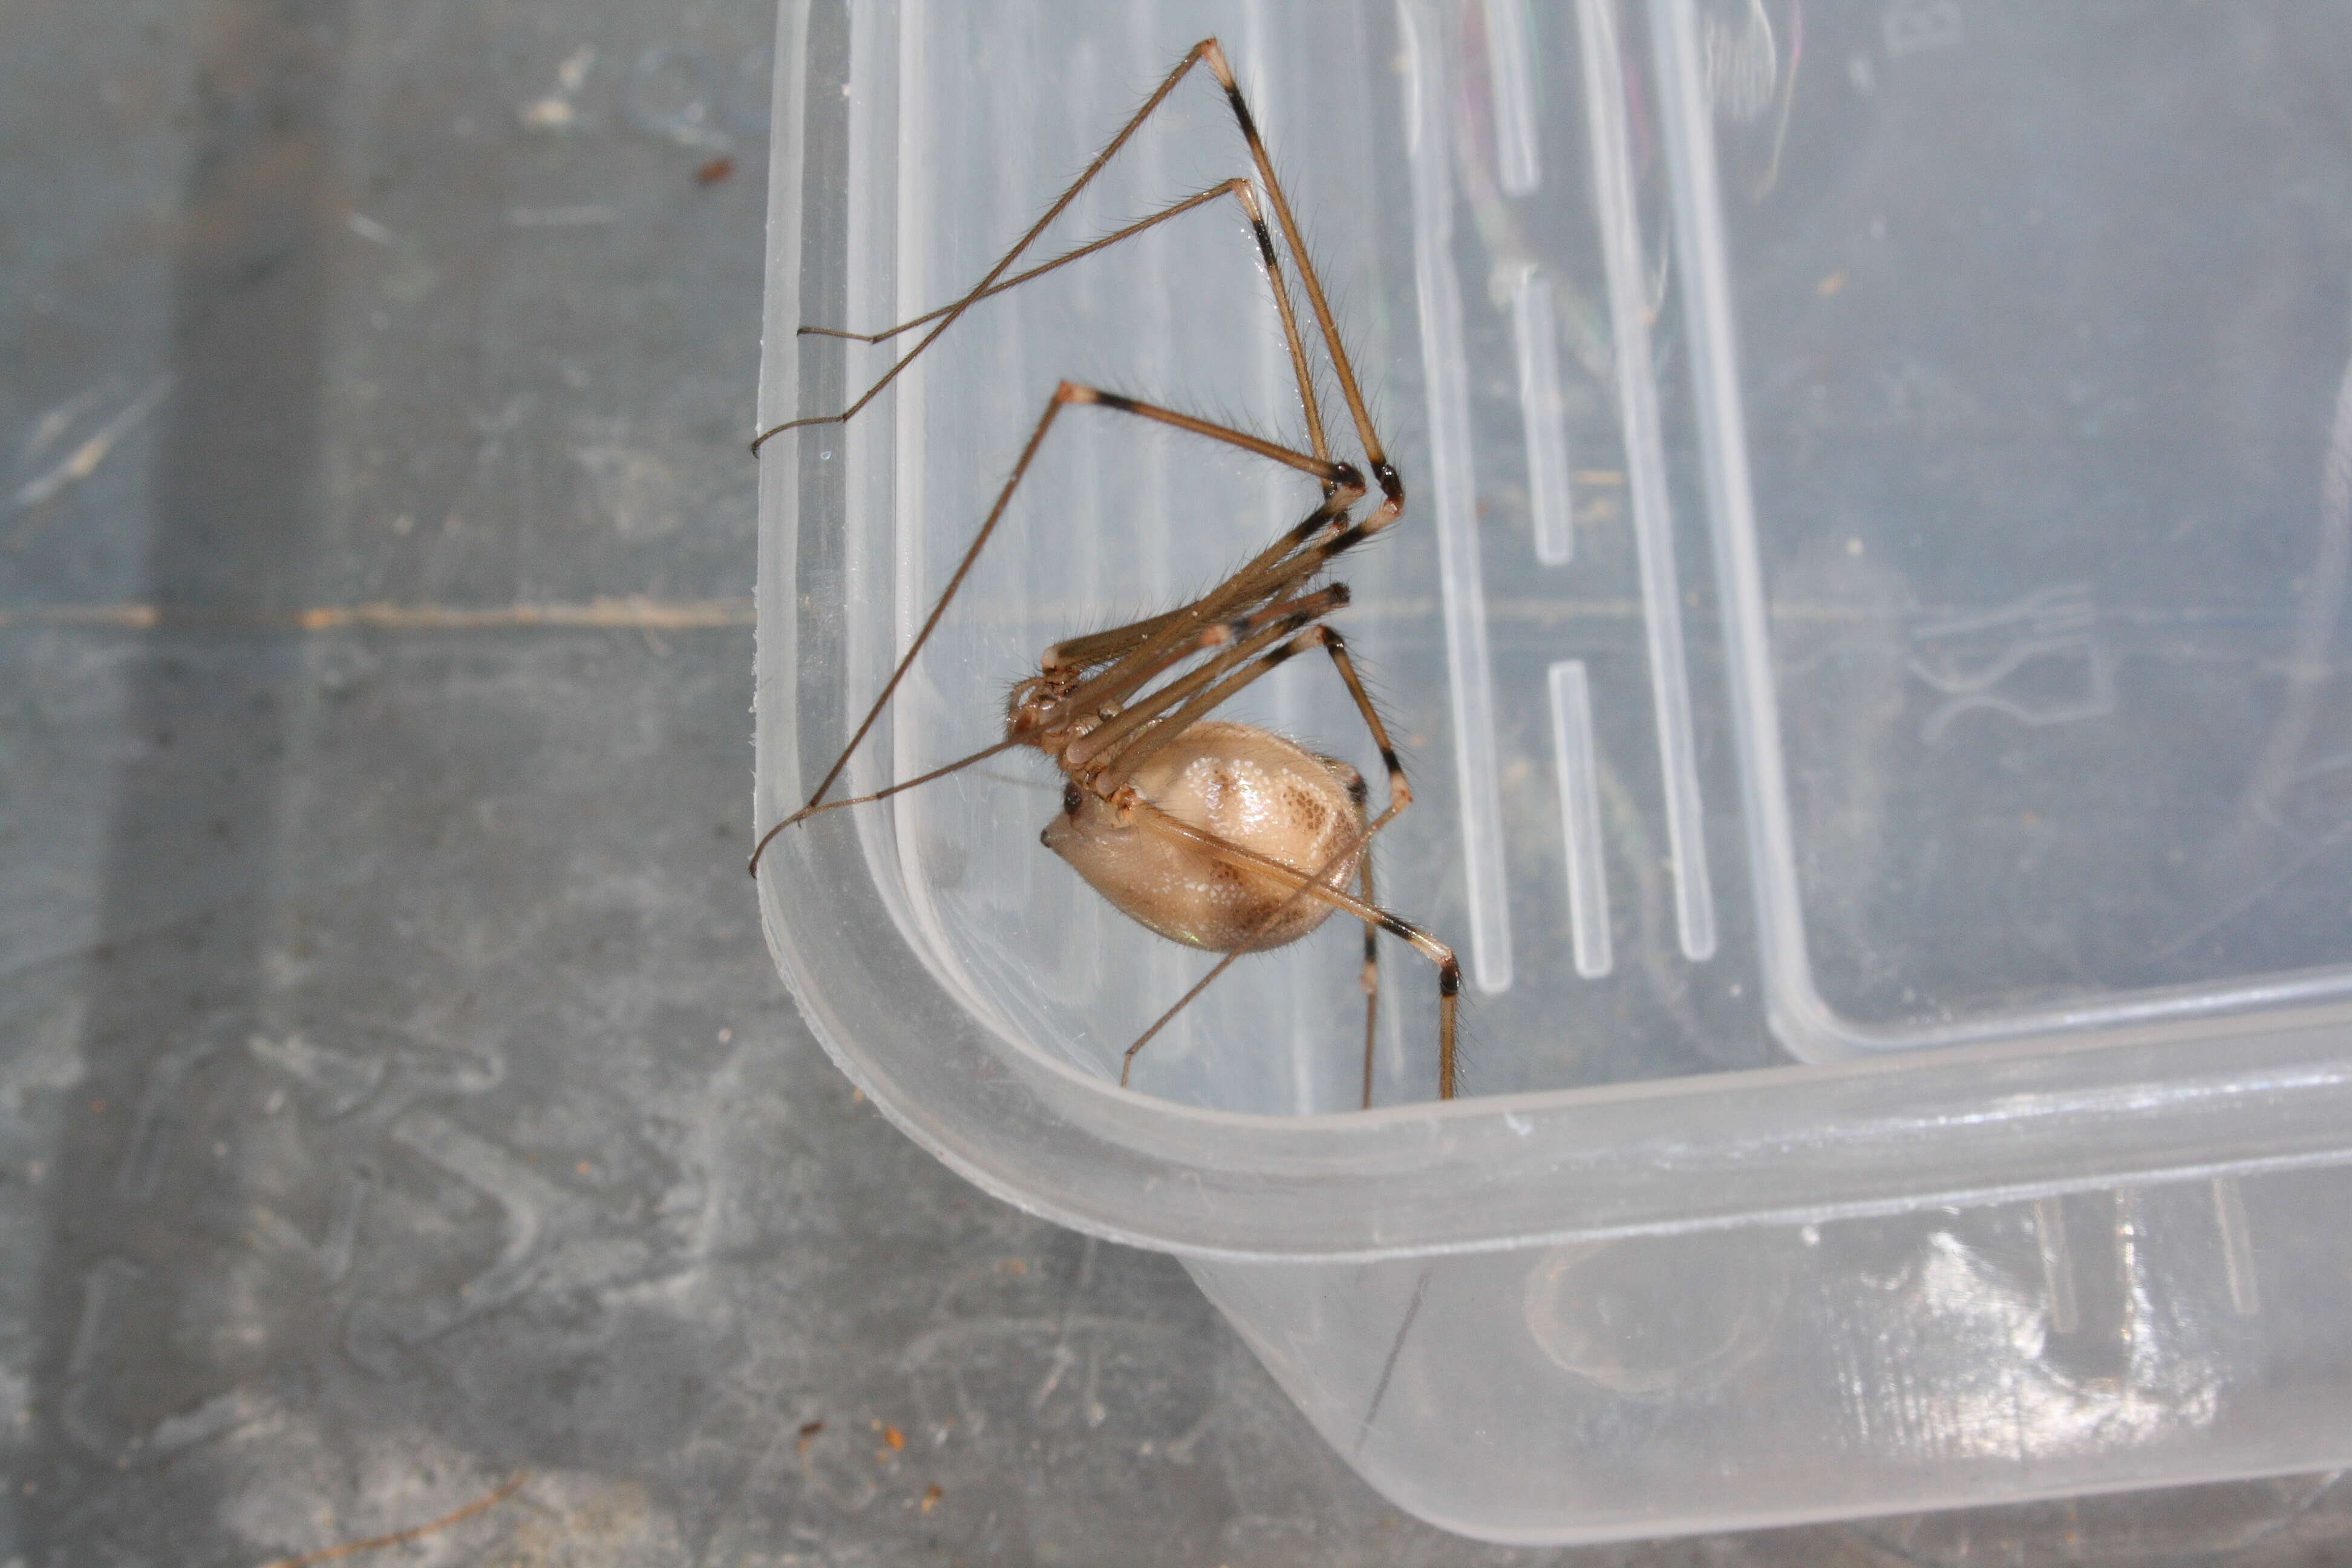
[1122,485,1408,661]
[1093,590,1423,802]
[796,178,1330,466]
[1318,627,1413,815]
[1045,608,1192,673]
[1050,490,1353,719]
[1115,800,1457,1100]
[1319,764,1383,1109]
[1026,148,1439,711]
[799,178,1242,345]
[1305,629,1414,1111]
[1067,601,1341,779]
[750,388,1071,877]
[1199,584,1350,652]
[1241,176,1331,465]
[1059,492,1403,725]
[1017,391,1364,724]
[753,382,1353,873]
[751,41,1221,454]
[746,737,1024,875]
[1087,622,1333,790]
[835,577,1341,844]
[754,37,1341,467]
[1045,534,1334,681]
[1356,772,1381,1111]
[1044,589,1352,786]
[1197,42,1404,532]
[1057,384,1335,481]
[1044,580,1344,678]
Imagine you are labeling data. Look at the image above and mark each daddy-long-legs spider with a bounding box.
[749,36,1458,1108]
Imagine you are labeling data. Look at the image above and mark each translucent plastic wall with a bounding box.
[754,0,2352,1541]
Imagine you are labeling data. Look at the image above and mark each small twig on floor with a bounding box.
[258,1471,531,1568]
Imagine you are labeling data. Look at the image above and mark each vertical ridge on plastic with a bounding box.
[1124,5,1192,1076]
[1243,0,1289,569]
[2032,1203,2088,1335]
[1402,0,1515,997]
[1512,268,1576,566]
[1054,33,1115,1036]
[1482,0,1543,195]
[840,0,900,880]
[1574,0,1717,964]
[1548,661,1614,978]
[2033,1194,2082,1335]
[1239,4,1324,1110]
[2210,1175,2263,1318]
[889,0,930,898]
[753,0,814,855]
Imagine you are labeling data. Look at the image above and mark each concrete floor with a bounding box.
[6,1,2352,1563]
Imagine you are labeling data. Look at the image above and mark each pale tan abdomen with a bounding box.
[1040,721,1365,953]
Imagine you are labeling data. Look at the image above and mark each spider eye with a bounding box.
[1062,783,1085,817]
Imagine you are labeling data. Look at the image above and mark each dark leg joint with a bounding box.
[1223,86,1259,140]
[1248,217,1278,264]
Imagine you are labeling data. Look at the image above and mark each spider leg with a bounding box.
[754,385,1354,872]
[1060,490,1412,717]
[1088,621,1411,826]
[1301,629,1417,1110]
[792,177,1331,470]
[799,179,1249,345]
[757,34,1413,864]
[753,42,1217,452]
[1354,771,1382,1111]
[1196,41,1405,533]
[1045,581,1345,681]
[1066,606,1337,780]
[755,39,1342,462]
[1322,764,1383,1110]
[1292,628,1419,1110]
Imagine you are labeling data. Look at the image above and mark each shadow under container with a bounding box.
[753,0,2352,1544]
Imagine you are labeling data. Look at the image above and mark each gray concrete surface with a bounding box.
[7,1,2352,1563]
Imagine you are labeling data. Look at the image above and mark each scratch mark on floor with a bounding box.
[1354,1265,1432,1454]
[0,596,754,632]
[11,374,174,511]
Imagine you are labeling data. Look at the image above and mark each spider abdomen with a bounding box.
[1041,720,1365,953]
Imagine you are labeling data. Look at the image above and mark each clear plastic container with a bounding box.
[753,0,2352,1543]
